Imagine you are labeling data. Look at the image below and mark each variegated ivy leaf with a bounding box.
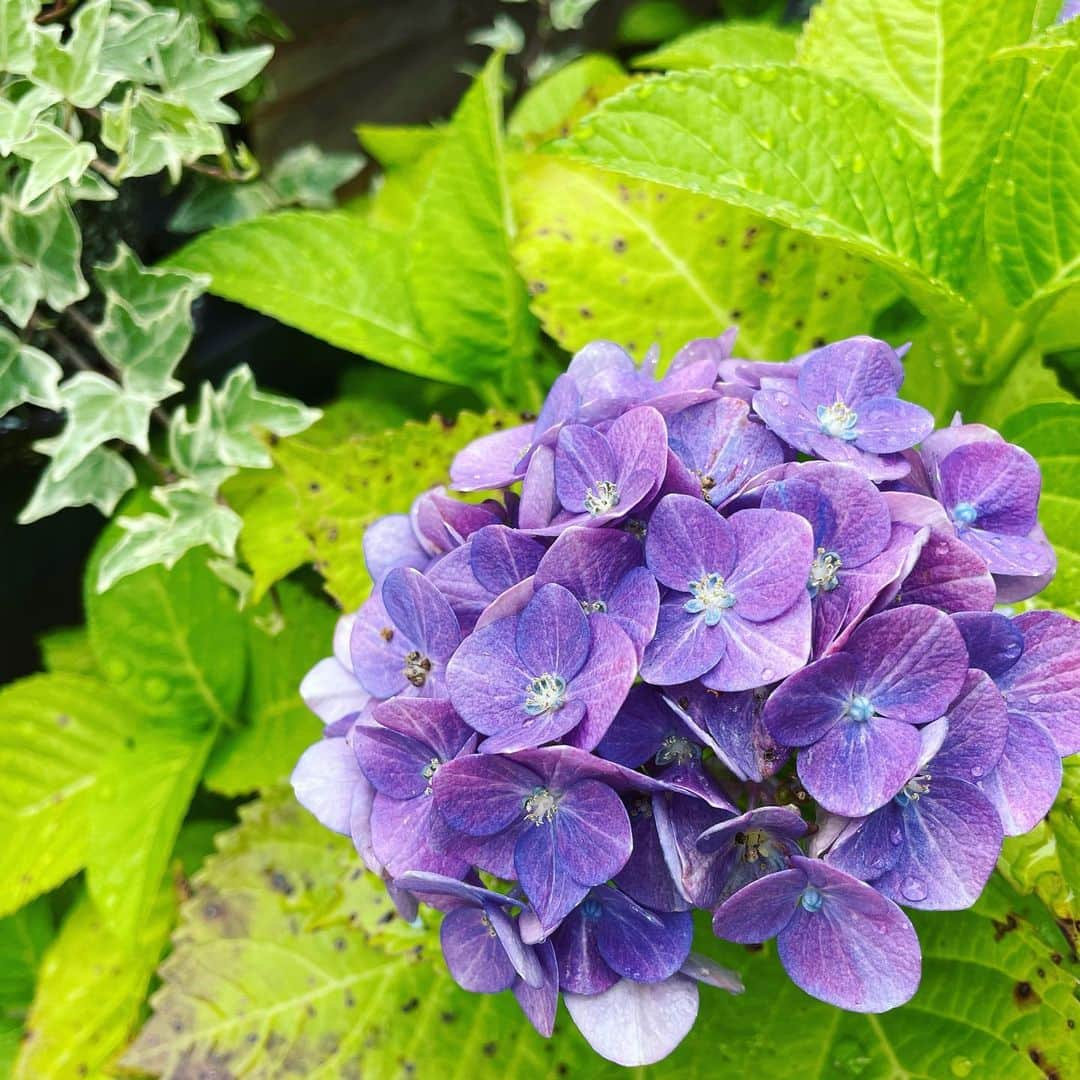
[92,243,208,398]
[97,484,242,591]
[152,15,272,125]
[30,0,121,108]
[0,190,87,326]
[100,87,224,182]
[0,325,62,414]
[0,83,60,156]
[18,446,136,523]
[169,364,320,488]
[12,121,96,206]
[99,0,180,83]
[267,143,365,209]
[63,167,116,203]
[33,372,154,481]
[0,0,37,75]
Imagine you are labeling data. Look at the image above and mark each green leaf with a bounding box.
[633,21,797,70]
[32,372,153,482]
[0,0,37,75]
[92,242,209,399]
[97,483,243,591]
[355,123,444,167]
[986,48,1080,308]
[99,0,179,83]
[0,898,52,1078]
[797,0,1038,177]
[466,13,525,54]
[18,446,136,524]
[508,54,627,143]
[100,87,225,182]
[0,673,131,917]
[513,155,897,362]
[0,190,87,326]
[153,15,271,124]
[0,326,62,414]
[204,583,335,795]
[13,886,174,1080]
[86,537,247,728]
[167,175,278,233]
[168,364,320,488]
[559,64,964,312]
[236,409,519,609]
[169,211,454,381]
[0,83,60,156]
[1001,401,1080,614]
[30,0,118,107]
[999,756,1080,922]
[87,725,214,938]
[36,625,97,677]
[267,142,365,208]
[409,54,538,395]
[12,121,95,206]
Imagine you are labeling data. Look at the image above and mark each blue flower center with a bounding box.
[582,898,603,920]
[952,501,978,528]
[655,734,700,767]
[894,771,931,807]
[808,549,843,596]
[524,673,567,715]
[580,598,607,615]
[817,401,859,441]
[735,829,787,871]
[523,786,559,824]
[421,757,440,795]
[684,571,736,625]
[584,480,620,516]
[846,695,874,723]
[799,886,824,913]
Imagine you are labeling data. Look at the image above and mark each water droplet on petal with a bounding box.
[889,827,903,846]
[971,765,984,778]
[761,667,774,681]
[1029,693,1044,704]
[144,677,172,703]
[901,875,927,902]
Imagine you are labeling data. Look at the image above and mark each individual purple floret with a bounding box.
[299,612,371,729]
[533,528,659,658]
[713,856,921,1011]
[919,422,1055,600]
[446,581,638,752]
[352,698,477,878]
[349,567,461,700]
[759,462,923,654]
[823,674,1006,908]
[396,871,559,1037]
[431,746,653,934]
[519,405,668,532]
[763,605,969,816]
[752,337,933,481]
[641,494,813,690]
[668,396,786,506]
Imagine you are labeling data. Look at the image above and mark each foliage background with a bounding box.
[1,0,1079,1078]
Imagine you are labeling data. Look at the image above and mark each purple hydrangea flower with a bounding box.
[431,746,662,933]
[919,422,1055,600]
[713,856,920,1011]
[446,581,638,753]
[668,396,786,507]
[759,462,923,654]
[533,527,659,658]
[299,612,372,728]
[752,337,933,481]
[823,673,1006,909]
[763,605,969,816]
[641,494,813,690]
[349,567,461,700]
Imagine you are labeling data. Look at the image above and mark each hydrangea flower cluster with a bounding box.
[292,334,1079,1067]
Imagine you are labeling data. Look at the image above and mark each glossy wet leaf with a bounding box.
[0,326,62,413]
[18,446,136,523]
[634,21,797,70]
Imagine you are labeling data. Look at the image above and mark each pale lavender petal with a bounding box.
[348,767,380,873]
[363,513,429,582]
[797,337,902,406]
[424,545,492,633]
[726,508,813,622]
[846,605,968,722]
[564,976,699,1068]
[978,713,1062,836]
[291,738,365,835]
[608,405,669,500]
[645,493,736,589]
[960,525,1056,580]
[702,594,813,692]
[518,442,559,530]
[441,906,517,992]
[300,657,371,726]
[451,423,533,491]
[752,387,819,454]
[799,716,920,817]
[873,778,1003,909]
[679,952,744,994]
[851,396,933,453]
[563,617,639,750]
[350,592,409,699]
